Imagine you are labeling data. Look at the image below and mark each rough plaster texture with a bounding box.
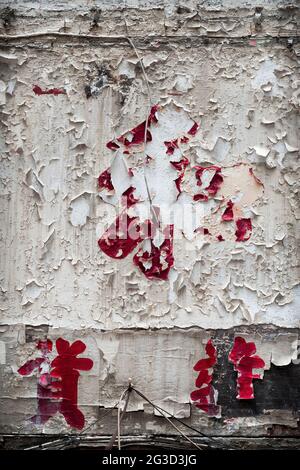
[0,0,299,444]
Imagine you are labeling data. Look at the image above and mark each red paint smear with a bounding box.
[235,218,252,241]
[188,122,199,136]
[133,225,174,280]
[171,157,189,194]
[249,39,257,47]
[121,186,139,207]
[106,141,120,151]
[181,136,189,144]
[98,211,149,259]
[229,337,265,400]
[190,340,219,416]
[98,169,114,191]
[33,85,66,96]
[222,200,234,221]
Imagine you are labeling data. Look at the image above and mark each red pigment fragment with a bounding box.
[18,339,60,426]
[193,194,208,202]
[206,171,223,195]
[229,337,265,400]
[106,141,120,151]
[217,234,225,241]
[164,139,179,156]
[188,122,199,136]
[98,169,114,191]
[235,218,252,241]
[18,357,45,376]
[171,157,189,194]
[121,186,139,208]
[133,225,174,280]
[116,105,159,148]
[193,166,223,201]
[148,104,159,124]
[118,121,152,147]
[37,339,53,352]
[98,212,150,259]
[33,85,66,96]
[203,228,211,235]
[222,200,234,221]
[190,339,219,416]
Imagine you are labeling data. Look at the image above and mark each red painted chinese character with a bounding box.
[18,338,93,429]
[229,336,265,399]
[190,339,220,417]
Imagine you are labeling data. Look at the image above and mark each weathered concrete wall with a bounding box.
[0,0,299,448]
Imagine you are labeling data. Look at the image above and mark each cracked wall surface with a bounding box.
[0,0,299,443]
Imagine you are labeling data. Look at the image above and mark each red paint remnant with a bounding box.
[118,122,152,147]
[98,212,150,259]
[18,338,93,429]
[188,122,199,136]
[106,141,120,151]
[229,337,265,400]
[203,228,211,235]
[18,339,60,426]
[33,85,66,96]
[170,157,189,173]
[37,339,53,352]
[133,225,174,280]
[18,357,45,376]
[206,171,223,196]
[97,105,199,280]
[193,166,223,201]
[235,218,252,241]
[98,169,114,191]
[149,104,159,123]
[121,186,139,207]
[171,157,190,194]
[193,193,208,202]
[222,200,234,221]
[165,139,179,156]
[217,234,225,241]
[190,340,219,416]
[194,165,221,186]
[50,338,93,430]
